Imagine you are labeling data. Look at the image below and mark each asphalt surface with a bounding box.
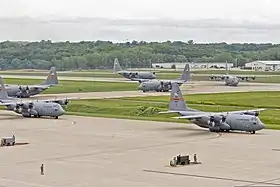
[31,81,280,100]
[0,113,279,187]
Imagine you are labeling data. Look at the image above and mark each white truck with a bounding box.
[1,135,15,146]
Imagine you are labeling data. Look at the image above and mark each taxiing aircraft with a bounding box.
[113,58,156,80]
[209,62,255,86]
[159,83,265,134]
[0,76,75,119]
[4,67,59,98]
[138,63,191,92]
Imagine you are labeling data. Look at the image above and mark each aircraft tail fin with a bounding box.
[168,83,187,111]
[178,63,191,81]
[41,67,58,85]
[113,58,122,72]
[0,76,9,99]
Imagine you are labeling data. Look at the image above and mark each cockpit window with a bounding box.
[253,122,257,125]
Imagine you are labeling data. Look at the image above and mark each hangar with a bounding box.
[245,61,280,71]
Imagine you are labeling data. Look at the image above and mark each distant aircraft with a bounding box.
[138,63,191,92]
[159,83,265,134]
[113,58,156,80]
[0,76,75,119]
[209,62,255,86]
[4,67,59,98]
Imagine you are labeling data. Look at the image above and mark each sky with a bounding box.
[1,0,280,22]
[1,0,280,43]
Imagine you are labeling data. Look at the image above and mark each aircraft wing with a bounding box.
[236,75,256,81]
[30,84,60,89]
[0,97,80,106]
[0,101,27,106]
[39,97,80,104]
[209,75,225,81]
[159,110,184,114]
[173,108,266,119]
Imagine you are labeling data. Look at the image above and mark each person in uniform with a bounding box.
[173,157,177,166]
[194,154,197,163]
[40,164,44,175]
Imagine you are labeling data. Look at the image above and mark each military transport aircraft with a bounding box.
[0,76,75,119]
[113,58,156,80]
[209,62,256,86]
[4,66,59,98]
[137,63,191,92]
[159,83,265,134]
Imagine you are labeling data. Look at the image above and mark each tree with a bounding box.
[188,40,194,45]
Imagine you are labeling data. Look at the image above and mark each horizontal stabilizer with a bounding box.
[159,110,183,114]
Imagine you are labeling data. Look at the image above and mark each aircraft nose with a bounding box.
[59,107,65,116]
[259,123,265,130]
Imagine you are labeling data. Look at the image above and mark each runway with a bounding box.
[32,81,280,100]
[0,113,279,187]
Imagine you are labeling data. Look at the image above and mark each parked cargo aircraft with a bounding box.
[209,62,255,86]
[137,63,191,92]
[113,58,156,80]
[159,83,265,134]
[4,67,59,98]
[0,76,76,119]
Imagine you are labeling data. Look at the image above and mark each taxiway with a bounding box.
[32,81,280,100]
[0,113,279,187]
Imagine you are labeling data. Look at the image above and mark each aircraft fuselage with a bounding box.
[179,112,265,133]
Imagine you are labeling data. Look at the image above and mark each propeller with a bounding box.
[64,98,70,105]
[28,102,34,109]
[221,115,226,122]
[209,116,215,127]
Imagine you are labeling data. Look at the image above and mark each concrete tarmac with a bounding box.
[0,113,279,187]
[32,81,280,100]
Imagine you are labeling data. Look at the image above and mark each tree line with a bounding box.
[0,40,279,70]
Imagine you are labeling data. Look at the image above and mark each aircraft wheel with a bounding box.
[142,90,146,93]
[250,131,255,134]
[55,116,58,119]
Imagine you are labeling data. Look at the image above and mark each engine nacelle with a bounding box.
[53,99,69,105]
[208,116,231,131]
[22,109,38,117]
[22,103,30,109]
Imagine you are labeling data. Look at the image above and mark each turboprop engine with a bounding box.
[158,81,172,92]
[208,115,231,132]
[21,102,38,117]
[54,98,70,106]
[16,85,31,98]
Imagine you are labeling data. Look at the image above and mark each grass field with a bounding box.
[3,78,138,93]
[66,91,280,130]
[3,69,280,83]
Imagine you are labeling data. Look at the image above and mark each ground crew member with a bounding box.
[177,154,181,164]
[40,164,44,175]
[173,157,177,166]
[194,154,197,163]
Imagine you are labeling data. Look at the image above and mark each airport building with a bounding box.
[152,62,234,69]
[245,60,280,71]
